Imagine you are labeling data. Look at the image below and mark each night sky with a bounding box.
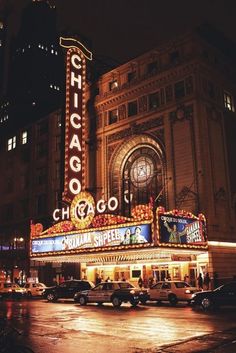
[1,0,236,63]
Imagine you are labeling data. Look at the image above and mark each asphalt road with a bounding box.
[0,299,236,353]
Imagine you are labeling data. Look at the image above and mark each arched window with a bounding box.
[122,146,164,216]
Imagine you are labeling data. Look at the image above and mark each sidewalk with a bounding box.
[155,327,236,353]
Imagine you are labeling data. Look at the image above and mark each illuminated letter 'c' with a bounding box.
[53,209,60,221]
[70,113,81,129]
[71,54,82,69]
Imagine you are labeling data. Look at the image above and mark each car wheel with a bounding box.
[79,296,87,306]
[201,297,214,311]
[130,299,139,307]
[140,299,147,305]
[156,300,162,305]
[112,297,122,308]
[27,292,32,298]
[169,294,178,306]
[46,293,57,302]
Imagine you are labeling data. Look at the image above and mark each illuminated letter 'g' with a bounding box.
[70,156,81,172]
[97,199,106,213]
[69,178,82,195]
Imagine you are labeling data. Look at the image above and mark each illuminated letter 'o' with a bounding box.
[108,197,118,211]
[70,156,81,172]
[69,178,82,195]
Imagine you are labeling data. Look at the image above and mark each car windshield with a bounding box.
[174,282,191,288]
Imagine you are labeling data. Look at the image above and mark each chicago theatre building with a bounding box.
[29,29,236,287]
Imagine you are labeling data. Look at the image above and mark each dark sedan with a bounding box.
[191,281,236,310]
[43,279,94,302]
[74,281,149,307]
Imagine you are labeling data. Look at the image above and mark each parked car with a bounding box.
[191,281,236,310]
[74,280,149,307]
[24,282,47,297]
[148,281,198,306]
[0,282,27,298]
[43,280,94,302]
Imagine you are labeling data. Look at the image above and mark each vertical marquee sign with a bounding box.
[59,37,92,203]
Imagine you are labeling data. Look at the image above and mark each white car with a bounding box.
[149,281,198,306]
[24,282,47,297]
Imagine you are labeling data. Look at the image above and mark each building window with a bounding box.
[6,179,14,193]
[169,50,180,64]
[55,162,60,180]
[37,121,48,136]
[165,85,173,103]
[149,92,160,110]
[122,146,164,216]
[109,80,118,91]
[128,101,138,117]
[20,174,29,190]
[55,135,61,151]
[224,92,235,112]
[147,61,158,74]
[36,167,47,185]
[21,199,29,218]
[7,136,16,151]
[174,80,185,99]
[127,71,137,82]
[4,204,14,221]
[185,76,194,95]
[37,194,47,215]
[108,109,118,125]
[22,131,28,144]
[36,143,47,158]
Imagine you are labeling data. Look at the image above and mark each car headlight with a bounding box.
[185,289,191,294]
[191,293,196,299]
[130,290,135,295]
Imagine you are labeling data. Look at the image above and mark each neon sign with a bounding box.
[53,191,119,229]
[60,37,92,203]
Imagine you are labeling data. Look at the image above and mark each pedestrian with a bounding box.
[52,277,58,286]
[203,272,210,290]
[184,274,189,283]
[213,272,219,289]
[138,276,143,288]
[197,273,203,290]
[148,277,154,288]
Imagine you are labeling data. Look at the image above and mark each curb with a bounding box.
[154,328,236,353]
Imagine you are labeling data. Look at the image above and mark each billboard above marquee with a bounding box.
[157,207,207,247]
[31,223,152,255]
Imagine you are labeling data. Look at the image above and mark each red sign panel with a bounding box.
[63,48,85,203]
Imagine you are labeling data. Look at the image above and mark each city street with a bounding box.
[1,299,236,353]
